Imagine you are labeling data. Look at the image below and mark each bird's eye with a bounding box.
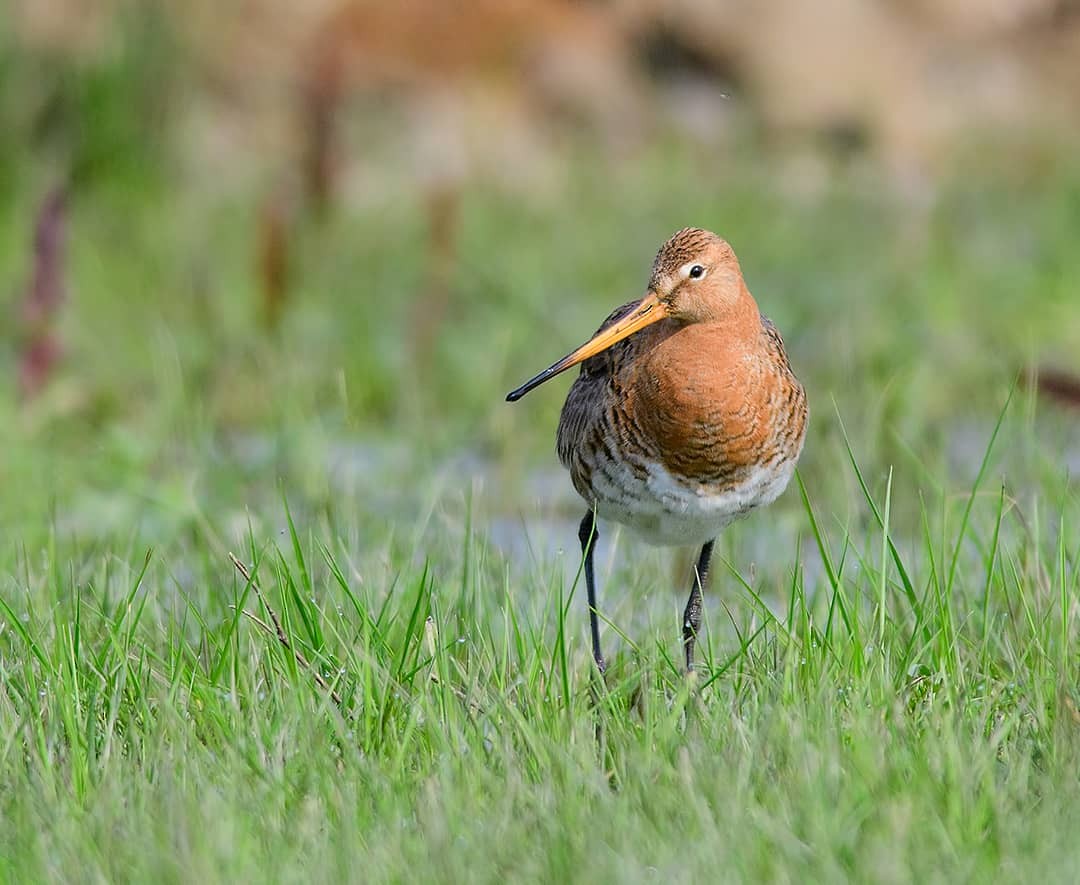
[688,264,705,279]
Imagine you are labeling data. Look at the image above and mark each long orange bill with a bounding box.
[506,292,668,402]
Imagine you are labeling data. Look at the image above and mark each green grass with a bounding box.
[2,27,1080,882]
[1,404,1078,882]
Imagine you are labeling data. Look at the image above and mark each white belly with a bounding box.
[590,456,798,547]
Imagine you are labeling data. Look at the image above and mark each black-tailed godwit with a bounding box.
[507,227,808,673]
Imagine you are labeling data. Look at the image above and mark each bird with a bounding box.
[506,227,808,674]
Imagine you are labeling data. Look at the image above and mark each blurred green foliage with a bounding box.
[1,12,1080,881]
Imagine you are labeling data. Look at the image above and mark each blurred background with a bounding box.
[2,0,1080,586]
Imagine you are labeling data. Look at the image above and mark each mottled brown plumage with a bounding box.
[507,228,807,673]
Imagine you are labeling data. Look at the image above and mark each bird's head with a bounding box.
[506,228,753,402]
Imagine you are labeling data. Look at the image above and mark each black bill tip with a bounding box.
[505,360,568,403]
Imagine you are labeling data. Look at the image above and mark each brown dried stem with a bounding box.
[229,552,344,707]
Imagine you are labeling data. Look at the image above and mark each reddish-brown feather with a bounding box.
[556,228,807,516]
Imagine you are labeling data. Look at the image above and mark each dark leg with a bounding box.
[578,512,606,674]
[683,540,715,673]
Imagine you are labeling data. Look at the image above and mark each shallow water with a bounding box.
[49,409,1080,659]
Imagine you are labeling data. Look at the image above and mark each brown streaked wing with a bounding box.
[555,300,639,476]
